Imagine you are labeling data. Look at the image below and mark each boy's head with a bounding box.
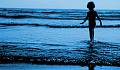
[87,1,95,9]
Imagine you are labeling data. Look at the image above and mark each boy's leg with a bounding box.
[89,28,92,41]
[92,28,94,41]
[89,27,94,42]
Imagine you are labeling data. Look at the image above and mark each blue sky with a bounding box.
[0,0,120,9]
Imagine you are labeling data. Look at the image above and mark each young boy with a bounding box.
[80,1,102,42]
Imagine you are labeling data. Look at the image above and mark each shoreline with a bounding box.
[0,63,120,70]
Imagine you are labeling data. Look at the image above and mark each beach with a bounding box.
[0,64,120,70]
[0,8,120,69]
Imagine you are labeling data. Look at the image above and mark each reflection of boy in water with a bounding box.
[80,1,102,42]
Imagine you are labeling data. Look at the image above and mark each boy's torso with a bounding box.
[87,11,97,27]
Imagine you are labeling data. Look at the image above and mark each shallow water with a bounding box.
[0,26,120,66]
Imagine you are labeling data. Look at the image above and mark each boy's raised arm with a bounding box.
[80,15,88,24]
[97,14,102,26]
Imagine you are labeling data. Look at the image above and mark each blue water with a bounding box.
[0,8,120,28]
[0,8,120,68]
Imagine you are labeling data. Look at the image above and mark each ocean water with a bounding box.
[0,8,120,69]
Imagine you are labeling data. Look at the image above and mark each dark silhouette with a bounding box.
[80,1,102,42]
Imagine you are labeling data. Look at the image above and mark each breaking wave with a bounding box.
[0,8,120,20]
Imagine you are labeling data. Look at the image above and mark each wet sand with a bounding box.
[0,64,120,70]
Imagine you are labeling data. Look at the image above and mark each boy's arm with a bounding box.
[97,14,102,26]
[80,16,88,24]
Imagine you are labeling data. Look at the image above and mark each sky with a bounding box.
[0,0,120,9]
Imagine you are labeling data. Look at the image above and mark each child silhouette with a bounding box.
[80,1,102,42]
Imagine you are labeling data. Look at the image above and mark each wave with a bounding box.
[1,55,120,66]
[0,8,120,20]
[0,8,38,13]
[0,14,120,20]
[0,14,40,19]
[1,23,120,28]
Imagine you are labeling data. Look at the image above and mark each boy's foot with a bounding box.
[91,40,94,42]
[92,38,94,42]
[89,41,93,45]
[89,40,94,44]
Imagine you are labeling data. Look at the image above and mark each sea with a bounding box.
[0,8,120,69]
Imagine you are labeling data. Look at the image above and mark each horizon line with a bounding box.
[0,7,120,10]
